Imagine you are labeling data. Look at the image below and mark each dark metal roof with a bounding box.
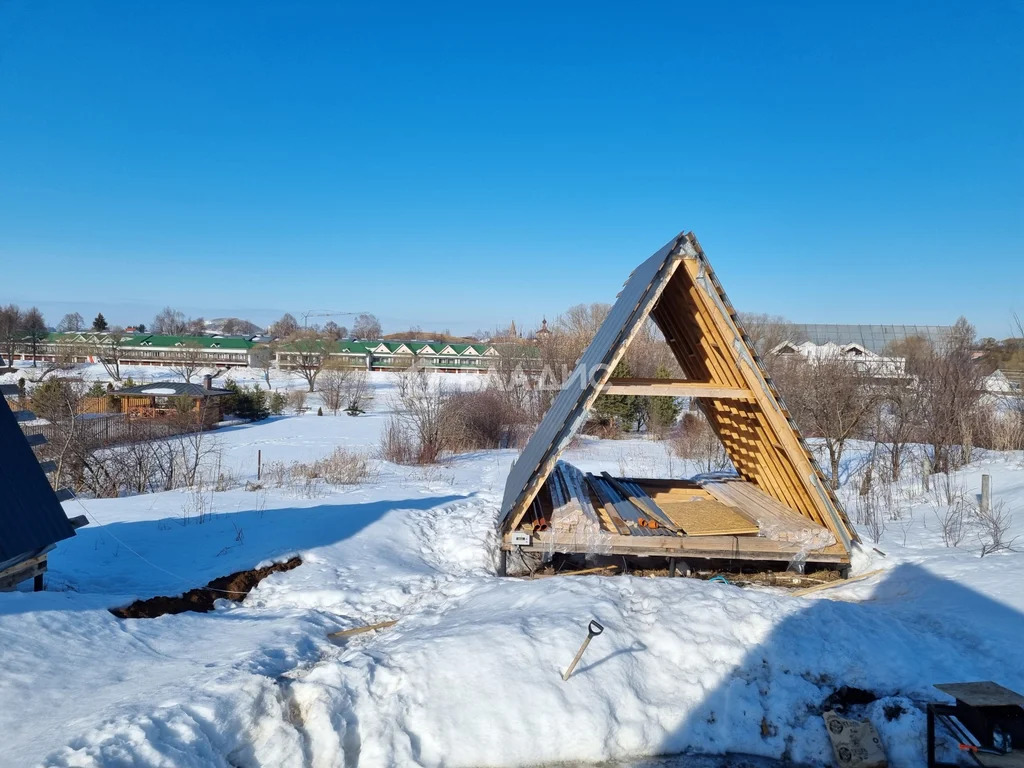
[0,396,76,562]
[114,382,233,397]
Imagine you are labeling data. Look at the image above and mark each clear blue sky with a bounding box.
[1,1,1021,337]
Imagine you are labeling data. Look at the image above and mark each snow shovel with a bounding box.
[562,620,604,681]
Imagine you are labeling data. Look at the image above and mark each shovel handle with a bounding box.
[588,620,604,636]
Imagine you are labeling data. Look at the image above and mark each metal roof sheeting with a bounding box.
[0,396,76,563]
[500,232,691,530]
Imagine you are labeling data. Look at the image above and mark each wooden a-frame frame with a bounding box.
[500,231,857,555]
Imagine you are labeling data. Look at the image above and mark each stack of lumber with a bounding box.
[547,462,606,551]
[703,479,836,548]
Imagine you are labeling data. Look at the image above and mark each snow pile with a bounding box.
[0,372,1022,767]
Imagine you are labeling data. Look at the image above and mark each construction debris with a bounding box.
[823,710,888,768]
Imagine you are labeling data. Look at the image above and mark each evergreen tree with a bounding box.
[92,312,108,331]
[593,361,645,432]
[649,364,681,435]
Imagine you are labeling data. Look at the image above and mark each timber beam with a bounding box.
[602,378,754,400]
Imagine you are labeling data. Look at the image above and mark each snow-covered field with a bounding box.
[3,367,1024,768]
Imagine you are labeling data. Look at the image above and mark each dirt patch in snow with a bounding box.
[110,557,302,619]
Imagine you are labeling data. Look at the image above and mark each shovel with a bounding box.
[562,619,604,681]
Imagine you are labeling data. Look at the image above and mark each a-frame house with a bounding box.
[499,232,858,574]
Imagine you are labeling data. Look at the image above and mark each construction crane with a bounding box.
[301,310,366,328]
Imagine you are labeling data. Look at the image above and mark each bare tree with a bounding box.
[250,344,274,386]
[352,313,382,339]
[917,318,983,474]
[322,320,347,340]
[317,365,352,415]
[341,369,370,414]
[872,376,924,482]
[21,307,46,367]
[57,312,85,332]
[168,341,205,383]
[0,304,23,368]
[152,306,189,335]
[269,313,300,338]
[672,410,730,474]
[36,343,78,380]
[737,313,795,359]
[89,328,128,382]
[977,500,1018,556]
[773,351,877,489]
[280,331,329,392]
[388,369,459,463]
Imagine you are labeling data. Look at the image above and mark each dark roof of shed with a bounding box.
[0,396,76,562]
[114,382,233,397]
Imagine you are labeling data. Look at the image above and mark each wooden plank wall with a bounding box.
[650,246,855,548]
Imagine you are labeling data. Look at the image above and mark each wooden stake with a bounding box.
[328,620,397,639]
[529,565,618,579]
[791,569,885,597]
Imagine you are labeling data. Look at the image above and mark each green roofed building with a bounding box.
[275,339,508,373]
[10,333,542,375]
[10,332,258,369]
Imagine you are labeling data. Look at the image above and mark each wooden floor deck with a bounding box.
[504,473,851,568]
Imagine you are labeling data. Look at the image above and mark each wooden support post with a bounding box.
[927,704,936,768]
[33,573,43,592]
[668,557,677,578]
[981,474,990,514]
[497,548,507,577]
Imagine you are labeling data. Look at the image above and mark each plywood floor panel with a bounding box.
[656,499,760,536]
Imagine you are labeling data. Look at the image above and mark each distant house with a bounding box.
[770,340,908,379]
[0,386,80,591]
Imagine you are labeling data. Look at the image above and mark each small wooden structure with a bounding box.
[111,376,233,425]
[0,385,82,591]
[499,232,858,574]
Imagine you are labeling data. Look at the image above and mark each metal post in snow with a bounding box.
[981,474,990,514]
[258,450,262,481]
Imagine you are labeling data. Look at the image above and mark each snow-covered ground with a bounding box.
[3,367,1024,767]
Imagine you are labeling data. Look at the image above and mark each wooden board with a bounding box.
[602,474,680,532]
[504,530,850,564]
[704,479,836,547]
[656,498,760,536]
[0,553,47,591]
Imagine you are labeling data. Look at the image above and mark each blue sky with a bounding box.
[0,1,1021,337]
